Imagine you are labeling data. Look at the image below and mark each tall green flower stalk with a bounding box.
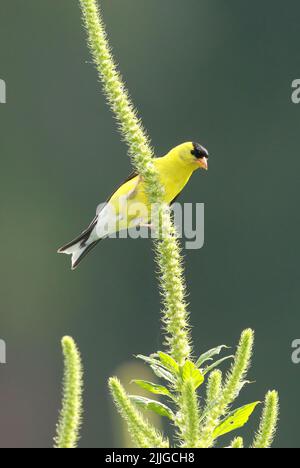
[55,337,83,449]
[79,0,190,365]
[252,391,280,449]
[73,0,279,448]
[108,378,169,448]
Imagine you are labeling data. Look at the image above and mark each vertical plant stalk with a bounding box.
[220,329,254,409]
[109,378,169,448]
[198,330,254,448]
[54,337,83,449]
[79,0,190,365]
[179,380,201,448]
[252,391,279,449]
[194,370,222,448]
[205,369,222,408]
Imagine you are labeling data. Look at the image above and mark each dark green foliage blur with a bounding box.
[0,0,299,448]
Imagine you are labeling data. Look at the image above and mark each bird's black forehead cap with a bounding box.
[191,142,209,159]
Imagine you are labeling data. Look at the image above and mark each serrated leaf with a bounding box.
[202,355,234,375]
[213,402,260,439]
[157,352,179,375]
[132,380,173,398]
[129,395,175,420]
[181,360,204,389]
[196,345,229,368]
[151,365,175,384]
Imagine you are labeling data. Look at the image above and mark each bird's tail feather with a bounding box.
[58,221,101,270]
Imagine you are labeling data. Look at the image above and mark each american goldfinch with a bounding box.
[58,141,208,269]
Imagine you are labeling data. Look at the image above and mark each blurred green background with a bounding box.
[0,0,299,448]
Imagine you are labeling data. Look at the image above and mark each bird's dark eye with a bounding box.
[191,142,209,159]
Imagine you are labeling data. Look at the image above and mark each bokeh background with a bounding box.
[0,0,299,448]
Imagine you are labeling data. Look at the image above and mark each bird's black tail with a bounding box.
[58,219,101,270]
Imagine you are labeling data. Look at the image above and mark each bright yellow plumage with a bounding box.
[58,142,208,269]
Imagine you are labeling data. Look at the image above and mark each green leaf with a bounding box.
[151,365,175,384]
[132,380,173,399]
[213,402,260,439]
[202,355,234,375]
[196,345,229,368]
[181,361,204,389]
[129,395,175,420]
[136,354,176,383]
[136,354,162,368]
[157,352,179,375]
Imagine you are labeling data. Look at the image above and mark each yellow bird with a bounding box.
[58,142,208,269]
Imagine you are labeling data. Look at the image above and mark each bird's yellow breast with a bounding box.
[154,156,194,203]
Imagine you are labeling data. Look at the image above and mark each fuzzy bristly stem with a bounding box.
[79,0,191,365]
[54,337,83,449]
[205,369,222,408]
[179,379,201,448]
[252,391,279,449]
[198,330,254,448]
[109,378,169,448]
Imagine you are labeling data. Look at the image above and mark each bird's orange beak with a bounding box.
[197,157,208,171]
